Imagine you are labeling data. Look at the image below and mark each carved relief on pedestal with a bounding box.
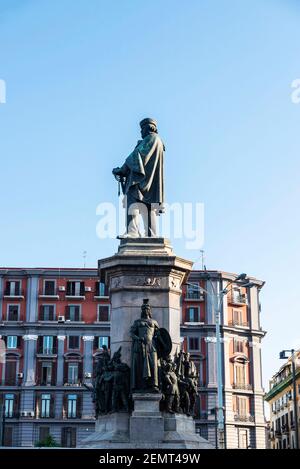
[136,277,161,287]
[110,276,163,289]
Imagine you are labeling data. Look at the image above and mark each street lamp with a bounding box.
[186,272,254,449]
[279,349,299,449]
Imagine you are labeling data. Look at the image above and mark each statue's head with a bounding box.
[140,117,158,138]
[141,298,152,319]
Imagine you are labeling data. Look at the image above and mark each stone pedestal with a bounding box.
[130,393,164,443]
[79,237,213,449]
[98,238,193,366]
[79,394,213,448]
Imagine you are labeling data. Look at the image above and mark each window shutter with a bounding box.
[13,393,19,418]
[78,362,83,382]
[80,282,85,296]
[15,282,20,296]
[62,394,67,419]
[61,428,67,447]
[76,394,82,418]
[52,361,57,386]
[71,428,77,447]
[37,362,42,385]
[37,336,42,353]
[53,336,57,353]
[36,395,41,418]
[65,306,70,320]
[50,395,55,418]
[5,281,10,295]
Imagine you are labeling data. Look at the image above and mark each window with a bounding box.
[61,427,76,448]
[5,281,21,296]
[98,336,109,349]
[98,305,110,322]
[189,337,199,351]
[238,429,249,449]
[233,310,243,325]
[186,283,201,299]
[5,394,15,418]
[41,394,51,418]
[236,396,247,416]
[68,364,79,384]
[43,336,53,354]
[41,363,52,385]
[7,336,17,349]
[40,305,55,321]
[5,361,17,385]
[39,427,50,442]
[66,281,84,297]
[235,363,246,386]
[67,394,77,418]
[3,427,13,447]
[68,336,80,350]
[66,306,80,322]
[186,307,200,322]
[7,305,19,321]
[234,339,244,353]
[96,281,107,297]
[43,280,55,296]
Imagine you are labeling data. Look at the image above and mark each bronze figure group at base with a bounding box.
[90,299,199,417]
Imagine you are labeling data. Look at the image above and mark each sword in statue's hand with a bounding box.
[112,167,125,196]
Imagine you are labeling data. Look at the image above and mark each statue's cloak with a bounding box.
[124,133,164,205]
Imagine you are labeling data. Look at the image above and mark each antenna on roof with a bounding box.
[83,251,87,268]
[200,250,205,270]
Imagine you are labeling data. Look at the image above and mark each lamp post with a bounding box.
[279,349,299,449]
[186,272,254,449]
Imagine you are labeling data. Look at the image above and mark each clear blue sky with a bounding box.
[1,0,300,392]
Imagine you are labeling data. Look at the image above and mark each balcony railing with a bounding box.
[4,290,25,299]
[275,430,282,437]
[185,291,205,301]
[232,383,253,390]
[228,320,249,328]
[281,424,289,434]
[228,294,247,305]
[37,347,57,355]
[234,414,254,422]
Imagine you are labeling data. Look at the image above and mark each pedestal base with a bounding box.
[79,393,213,449]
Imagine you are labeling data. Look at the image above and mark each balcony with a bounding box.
[38,290,59,299]
[275,430,282,438]
[281,424,289,435]
[232,383,253,391]
[228,320,249,328]
[234,414,254,423]
[65,294,85,300]
[185,292,205,301]
[228,294,247,305]
[4,290,25,300]
[36,347,57,357]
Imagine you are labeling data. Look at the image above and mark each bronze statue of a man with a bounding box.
[130,299,160,392]
[112,118,165,238]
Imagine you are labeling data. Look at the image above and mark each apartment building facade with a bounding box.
[0,267,266,448]
[265,350,300,449]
